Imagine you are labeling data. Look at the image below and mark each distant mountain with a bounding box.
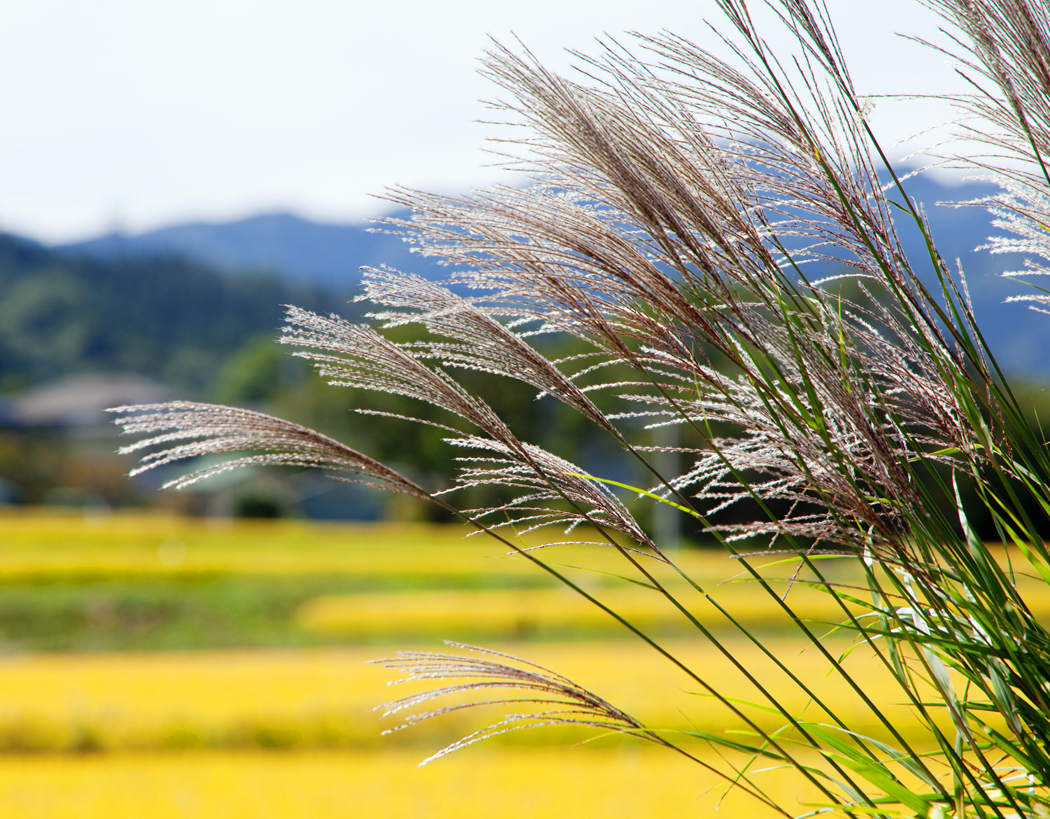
[0,233,347,395]
[57,211,443,290]
[863,175,1047,380]
[49,180,1050,380]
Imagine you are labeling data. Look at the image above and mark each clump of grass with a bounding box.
[112,0,1050,815]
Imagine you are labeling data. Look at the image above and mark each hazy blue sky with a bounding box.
[0,1,966,242]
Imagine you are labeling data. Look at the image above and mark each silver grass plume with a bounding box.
[359,268,617,433]
[923,0,1050,312]
[109,402,428,498]
[281,303,655,549]
[373,642,649,765]
[445,435,657,550]
[280,305,515,441]
[921,0,1050,171]
[110,0,1004,566]
[379,26,991,560]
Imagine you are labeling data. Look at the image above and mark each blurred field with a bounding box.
[0,507,876,652]
[0,638,909,818]
[0,510,530,580]
[0,639,935,754]
[0,509,1026,816]
[0,508,730,581]
[0,748,830,819]
[294,584,864,639]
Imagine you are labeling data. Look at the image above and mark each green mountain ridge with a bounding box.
[0,233,352,396]
[56,210,443,290]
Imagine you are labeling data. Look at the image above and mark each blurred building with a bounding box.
[0,373,384,519]
[8,373,172,435]
[0,374,172,511]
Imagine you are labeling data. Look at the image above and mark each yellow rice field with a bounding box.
[0,508,734,582]
[0,510,520,579]
[5,510,1045,629]
[294,583,862,637]
[0,640,939,753]
[0,510,1028,816]
[0,748,828,819]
